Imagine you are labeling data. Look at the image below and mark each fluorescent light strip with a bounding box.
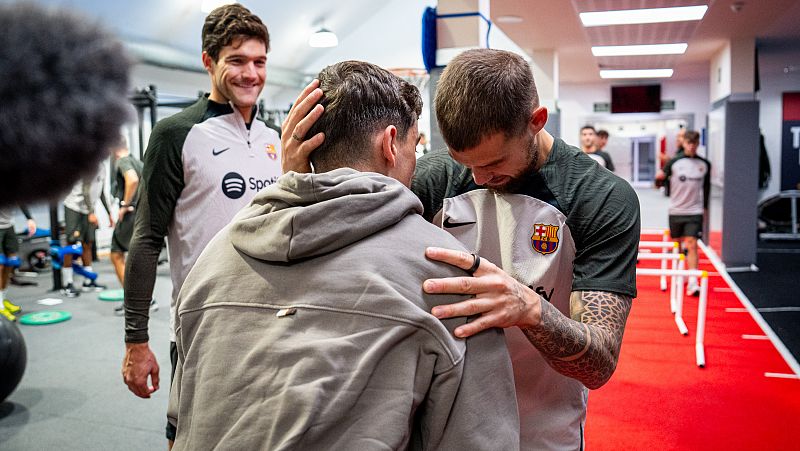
[600,69,674,79]
[592,43,688,57]
[496,15,523,24]
[580,5,708,27]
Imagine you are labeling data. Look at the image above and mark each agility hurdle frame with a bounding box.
[636,266,710,367]
[639,241,680,291]
[637,252,684,315]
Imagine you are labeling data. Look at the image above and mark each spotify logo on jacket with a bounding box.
[221,172,246,199]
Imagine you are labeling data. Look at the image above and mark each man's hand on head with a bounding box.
[281,79,326,174]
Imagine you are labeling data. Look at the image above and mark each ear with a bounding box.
[201,51,214,73]
[380,125,399,168]
[528,106,549,135]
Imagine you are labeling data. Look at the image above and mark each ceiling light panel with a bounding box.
[496,15,523,24]
[580,5,708,27]
[309,28,338,48]
[600,69,674,78]
[572,1,709,81]
[592,43,688,56]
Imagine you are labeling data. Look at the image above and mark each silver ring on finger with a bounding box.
[291,133,303,142]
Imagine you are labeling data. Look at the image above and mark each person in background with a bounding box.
[656,130,710,296]
[658,127,686,192]
[580,125,597,154]
[416,131,430,156]
[61,166,113,297]
[581,125,615,171]
[0,205,36,321]
[107,137,155,316]
[596,129,609,150]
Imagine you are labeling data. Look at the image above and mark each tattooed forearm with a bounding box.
[520,290,632,389]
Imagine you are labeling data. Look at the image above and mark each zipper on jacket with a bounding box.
[230,101,256,156]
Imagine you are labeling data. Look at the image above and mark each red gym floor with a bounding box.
[585,232,800,450]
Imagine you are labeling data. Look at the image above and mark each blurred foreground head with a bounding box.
[0,2,131,207]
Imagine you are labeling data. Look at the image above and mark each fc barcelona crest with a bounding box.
[266,144,278,161]
[531,223,559,255]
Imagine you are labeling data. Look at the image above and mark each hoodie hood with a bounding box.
[229,168,423,262]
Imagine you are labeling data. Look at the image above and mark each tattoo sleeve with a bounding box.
[520,290,632,389]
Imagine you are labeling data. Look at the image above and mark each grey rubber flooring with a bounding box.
[0,260,173,450]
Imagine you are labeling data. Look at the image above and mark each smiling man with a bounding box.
[120,4,281,446]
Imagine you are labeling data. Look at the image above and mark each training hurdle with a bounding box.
[636,252,684,315]
[635,267,710,367]
[641,227,670,236]
[639,241,680,291]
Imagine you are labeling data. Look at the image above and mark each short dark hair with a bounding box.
[684,130,700,144]
[202,4,269,62]
[435,49,538,151]
[307,61,422,171]
[581,125,596,133]
[597,129,609,138]
[109,133,128,151]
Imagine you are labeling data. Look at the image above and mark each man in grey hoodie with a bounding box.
[167,61,520,450]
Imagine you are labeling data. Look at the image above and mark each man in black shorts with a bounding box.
[108,138,157,315]
[658,130,710,296]
[61,167,113,297]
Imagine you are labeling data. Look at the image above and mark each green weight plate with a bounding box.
[19,310,72,325]
[98,289,125,302]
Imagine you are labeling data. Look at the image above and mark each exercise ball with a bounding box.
[0,316,27,402]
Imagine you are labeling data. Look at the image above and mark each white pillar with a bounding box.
[710,37,755,103]
[435,0,490,66]
[531,49,560,137]
[531,49,559,111]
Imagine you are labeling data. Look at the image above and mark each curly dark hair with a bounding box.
[202,4,269,61]
[0,3,131,207]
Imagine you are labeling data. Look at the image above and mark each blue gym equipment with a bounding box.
[49,243,98,282]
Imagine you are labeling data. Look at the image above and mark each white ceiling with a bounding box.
[4,0,800,86]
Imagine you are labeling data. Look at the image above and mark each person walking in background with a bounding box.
[656,130,710,296]
[107,137,155,316]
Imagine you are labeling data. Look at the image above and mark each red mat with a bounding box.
[585,234,800,450]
